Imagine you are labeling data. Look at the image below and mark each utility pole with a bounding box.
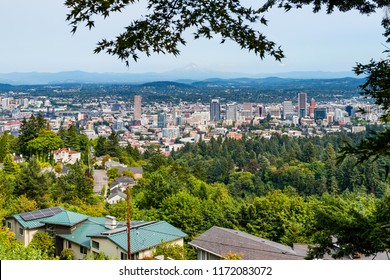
[126,185,131,260]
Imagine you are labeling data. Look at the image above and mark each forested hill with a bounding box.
[1,77,365,104]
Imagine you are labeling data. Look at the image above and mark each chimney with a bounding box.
[104,215,117,230]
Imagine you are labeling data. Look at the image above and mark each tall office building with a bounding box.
[309,98,316,118]
[226,103,237,121]
[157,112,167,128]
[134,95,142,121]
[257,105,265,117]
[345,105,353,116]
[282,100,294,119]
[314,107,327,120]
[298,92,307,118]
[210,99,221,122]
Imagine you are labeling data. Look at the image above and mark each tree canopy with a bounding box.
[65,0,389,65]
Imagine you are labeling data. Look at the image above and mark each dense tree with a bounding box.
[0,227,51,260]
[2,154,18,175]
[27,129,63,162]
[64,161,94,202]
[106,132,121,158]
[241,187,312,246]
[15,157,55,208]
[307,192,390,259]
[28,232,55,258]
[94,136,108,157]
[64,125,80,151]
[154,242,187,260]
[0,132,11,163]
[17,114,48,157]
[160,191,204,234]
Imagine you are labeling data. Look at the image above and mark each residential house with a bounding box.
[5,207,187,260]
[109,176,136,194]
[12,153,25,163]
[53,148,81,164]
[189,226,306,260]
[104,160,143,179]
[189,226,390,260]
[104,159,125,170]
[127,166,143,179]
[106,191,127,204]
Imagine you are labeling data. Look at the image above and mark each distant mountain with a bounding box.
[190,76,364,89]
[0,70,357,85]
[138,81,195,89]
[0,83,14,90]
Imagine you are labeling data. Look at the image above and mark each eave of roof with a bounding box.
[190,226,304,260]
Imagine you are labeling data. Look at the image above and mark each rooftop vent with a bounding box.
[105,215,117,230]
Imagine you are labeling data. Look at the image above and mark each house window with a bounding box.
[80,246,87,254]
[46,225,55,237]
[7,222,11,229]
[92,240,99,250]
[68,241,72,249]
[19,227,24,236]
[121,252,128,260]
[131,252,139,260]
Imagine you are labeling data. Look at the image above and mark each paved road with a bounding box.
[93,169,108,195]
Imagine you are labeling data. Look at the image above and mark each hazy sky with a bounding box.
[0,0,387,74]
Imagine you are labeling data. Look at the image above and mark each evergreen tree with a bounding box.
[66,125,80,151]
[0,132,11,163]
[94,136,107,157]
[17,114,48,157]
[65,161,94,201]
[2,154,17,175]
[15,157,54,208]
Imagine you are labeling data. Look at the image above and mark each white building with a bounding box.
[162,127,180,139]
[53,148,81,164]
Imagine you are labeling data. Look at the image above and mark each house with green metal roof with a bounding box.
[5,207,187,260]
[85,221,188,260]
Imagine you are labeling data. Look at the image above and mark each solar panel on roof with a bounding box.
[20,207,63,221]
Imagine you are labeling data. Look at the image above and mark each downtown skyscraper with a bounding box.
[210,99,221,122]
[298,92,307,118]
[134,95,142,121]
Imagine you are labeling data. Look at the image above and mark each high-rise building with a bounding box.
[298,92,307,118]
[314,107,327,120]
[309,98,316,118]
[334,108,345,121]
[345,105,353,116]
[270,106,281,118]
[162,127,180,139]
[257,105,265,117]
[282,100,294,119]
[134,95,142,121]
[226,103,237,121]
[157,112,167,128]
[210,99,221,122]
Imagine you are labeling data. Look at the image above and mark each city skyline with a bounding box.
[0,1,387,75]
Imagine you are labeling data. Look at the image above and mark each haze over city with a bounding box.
[0,0,387,75]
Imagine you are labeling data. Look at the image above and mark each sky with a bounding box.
[0,0,387,75]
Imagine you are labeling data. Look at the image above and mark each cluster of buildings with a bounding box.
[1,89,388,260]
[0,90,382,155]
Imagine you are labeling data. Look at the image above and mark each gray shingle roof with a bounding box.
[110,176,135,185]
[189,226,305,260]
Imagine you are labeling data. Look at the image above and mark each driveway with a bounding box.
[93,169,108,196]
